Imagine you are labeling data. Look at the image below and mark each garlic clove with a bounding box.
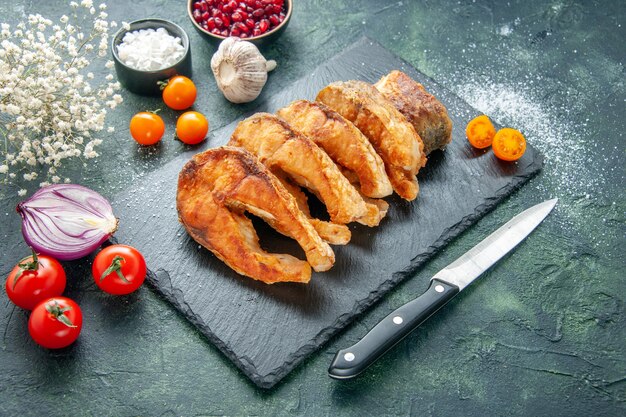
[210,37,277,104]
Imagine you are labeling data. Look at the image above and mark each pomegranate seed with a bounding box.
[246,6,253,13]
[269,14,279,26]
[279,11,285,19]
[200,2,209,12]
[193,2,202,10]
[201,11,210,21]
[221,29,228,36]
[231,11,243,22]
[259,19,269,32]
[252,8,264,18]
[211,28,221,35]
[230,27,241,37]
[228,0,238,9]
[211,8,221,17]
[254,1,263,9]
[214,17,224,28]
[222,3,232,13]
[239,10,248,20]
[207,17,217,30]
[240,32,248,38]
[252,28,262,36]
[222,15,231,26]
[272,4,281,14]
[245,18,255,28]
[264,5,274,15]
[193,10,202,23]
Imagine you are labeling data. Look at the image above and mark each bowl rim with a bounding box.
[111,18,191,74]
[186,0,292,42]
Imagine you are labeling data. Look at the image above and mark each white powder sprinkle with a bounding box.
[117,27,185,71]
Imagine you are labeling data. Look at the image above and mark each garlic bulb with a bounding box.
[210,37,277,104]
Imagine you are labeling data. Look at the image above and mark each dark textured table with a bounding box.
[1,1,624,416]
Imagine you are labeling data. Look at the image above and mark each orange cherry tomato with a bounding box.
[162,76,197,111]
[129,112,165,145]
[466,115,496,149]
[176,111,209,145]
[492,128,527,161]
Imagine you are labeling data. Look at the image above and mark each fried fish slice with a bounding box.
[374,70,452,154]
[276,100,393,198]
[229,113,385,226]
[317,80,426,201]
[176,146,335,284]
[276,174,351,245]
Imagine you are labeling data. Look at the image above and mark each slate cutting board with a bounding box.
[112,37,543,389]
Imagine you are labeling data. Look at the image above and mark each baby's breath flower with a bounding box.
[0,2,120,192]
[18,189,27,196]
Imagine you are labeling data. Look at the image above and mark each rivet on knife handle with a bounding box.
[328,279,460,380]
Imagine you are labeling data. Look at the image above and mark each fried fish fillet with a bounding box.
[317,81,426,201]
[176,146,335,284]
[276,174,351,245]
[229,113,385,227]
[276,100,393,198]
[374,70,452,154]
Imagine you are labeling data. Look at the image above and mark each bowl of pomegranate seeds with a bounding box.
[188,0,292,45]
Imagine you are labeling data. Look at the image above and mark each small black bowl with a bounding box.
[187,0,292,47]
[111,18,192,96]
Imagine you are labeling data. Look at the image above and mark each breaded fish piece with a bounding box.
[229,113,385,226]
[317,81,426,201]
[176,146,335,284]
[374,70,452,154]
[277,100,393,198]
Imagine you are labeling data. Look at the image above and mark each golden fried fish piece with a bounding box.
[229,113,385,227]
[317,80,426,201]
[176,146,335,284]
[374,70,452,154]
[275,174,351,245]
[277,100,393,198]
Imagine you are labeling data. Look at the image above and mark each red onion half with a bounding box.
[17,184,118,261]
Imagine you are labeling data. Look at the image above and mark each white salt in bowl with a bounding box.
[111,18,192,96]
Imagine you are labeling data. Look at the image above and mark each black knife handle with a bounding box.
[328,279,459,380]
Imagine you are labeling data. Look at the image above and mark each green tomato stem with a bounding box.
[100,255,130,283]
[13,248,40,290]
[45,300,76,328]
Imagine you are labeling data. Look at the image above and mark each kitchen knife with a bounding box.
[328,198,558,380]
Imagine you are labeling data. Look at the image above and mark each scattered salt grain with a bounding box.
[117,27,185,71]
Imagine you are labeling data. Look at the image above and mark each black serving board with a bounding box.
[112,38,543,389]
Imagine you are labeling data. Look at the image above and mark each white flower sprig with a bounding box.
[0,1,121,192]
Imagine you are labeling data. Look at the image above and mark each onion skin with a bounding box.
[17,184,118,261]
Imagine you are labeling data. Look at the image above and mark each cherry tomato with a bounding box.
[92,244,146,295]
[466,115,496,149]
[176,111,209,145]
[492,127,527,161]
[29,297,82,349]
[130,112,165,145]
[161,75,197,110]
[5,252,66,310]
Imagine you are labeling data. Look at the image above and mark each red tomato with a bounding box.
[5,253,66,310]
[162,75,197,110]
[176,111,209,145]
[29,297,82,349]
[92,244,146,295]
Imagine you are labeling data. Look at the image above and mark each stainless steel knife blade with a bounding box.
[328,198,558,380]
[432,198,558,289]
